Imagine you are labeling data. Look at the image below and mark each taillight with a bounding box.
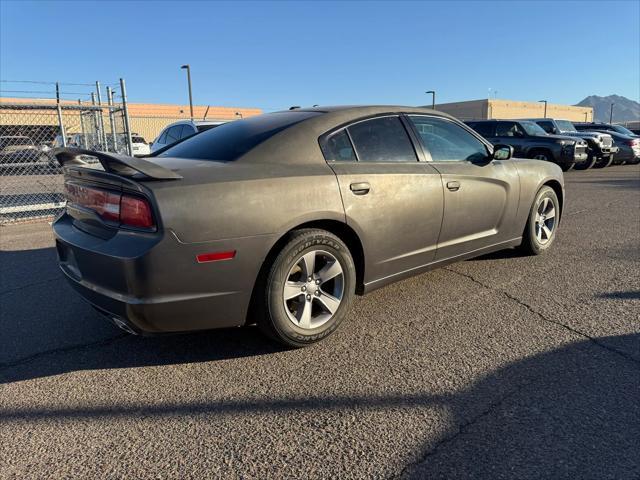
[64,183,155,229]
[627,139,640,147]
[120,195,154,228]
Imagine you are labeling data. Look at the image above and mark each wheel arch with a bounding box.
[542,179,564,220]
[245,219,366,325]
[528,147,555,160]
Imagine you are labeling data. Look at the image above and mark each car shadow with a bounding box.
[598,290,640,300]
[0,247,284,384]
[1,333,638,478]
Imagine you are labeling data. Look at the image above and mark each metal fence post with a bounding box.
[95,81,108,151]
[119,78,133,156]
[55,82,67,147]
[79,99,86,146]
[106,86,118,153]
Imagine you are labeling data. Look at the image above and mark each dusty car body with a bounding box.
[53,106,564,346]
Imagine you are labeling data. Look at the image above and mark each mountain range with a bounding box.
[575,95,640,123]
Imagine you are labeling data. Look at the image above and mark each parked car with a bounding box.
[53,106,564,347]
[573,122,639,138]
[0,135,51,171]
[574,125,640,165]
[524,118,616,169]
[150,120,225,153]
[105,133,151,156]
[465,119,588,171]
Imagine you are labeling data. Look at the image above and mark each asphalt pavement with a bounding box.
[1,165,639,479]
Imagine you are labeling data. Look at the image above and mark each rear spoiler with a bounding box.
[52,148,182,180]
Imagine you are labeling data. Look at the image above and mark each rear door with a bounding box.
[406,115,520,261]
[323,115,444,283]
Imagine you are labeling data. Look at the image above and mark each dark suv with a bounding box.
[465,120,588,171]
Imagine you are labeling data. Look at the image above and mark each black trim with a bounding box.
[53,148,182,180]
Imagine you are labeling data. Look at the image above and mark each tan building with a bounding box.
[0,97,262,143]
[430,99,593,122]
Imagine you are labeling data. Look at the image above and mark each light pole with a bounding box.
[609,103,615,123]
[538,100,547,118]
[181,64,194,121]
[584,112,588,122]
[235,112,243,119]
[426,90,435,109]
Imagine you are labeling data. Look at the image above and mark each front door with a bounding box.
[323,116,444,283]
[406,115,520,261]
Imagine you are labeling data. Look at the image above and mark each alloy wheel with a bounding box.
[534,197,556,244]
[283,250,344,329]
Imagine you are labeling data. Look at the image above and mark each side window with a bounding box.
[322,129,356,161]
[496,121,521,137]
[157,129,169,144]
[180,125,196,139]
[468,122,495,137]
[165,125,183,144]
[409,116,489,163]
[347,116,417,163]
[538,121,555,134]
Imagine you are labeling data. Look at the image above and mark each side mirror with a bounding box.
[493,144,513,160]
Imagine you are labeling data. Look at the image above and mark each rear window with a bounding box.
[131,136,146,143]
[157,112,321,161]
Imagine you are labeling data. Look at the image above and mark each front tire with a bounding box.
[259,229,356,347]
[574,154,597,170]
[594,154,613,168]
[519,186,560,256]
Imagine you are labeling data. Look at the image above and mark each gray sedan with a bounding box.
[53,106,564,347]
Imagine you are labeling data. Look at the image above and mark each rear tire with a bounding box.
[258,229,356,347]
[625,156,640,165]
[519,186,560,256]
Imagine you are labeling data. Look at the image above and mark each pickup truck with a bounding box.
[524,118,617,169]
[465,119,588,171]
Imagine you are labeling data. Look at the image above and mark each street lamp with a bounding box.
[180,64,194,121]
[235,112,243,119]
[538,100,547,118]
[426,90,436,109]
[609,103,615,123]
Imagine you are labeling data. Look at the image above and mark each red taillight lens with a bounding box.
[64,183,155,229]
[627,139,639,147]
[120,195,155,229]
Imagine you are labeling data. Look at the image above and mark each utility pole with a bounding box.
[181,64,194,120]
[426,90,436,109]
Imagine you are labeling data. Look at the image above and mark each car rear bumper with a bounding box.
[53,213,273,334]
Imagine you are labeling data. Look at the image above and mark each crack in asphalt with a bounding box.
[443,267,639,366]
[392,383,528,479]
[0,333,129,373]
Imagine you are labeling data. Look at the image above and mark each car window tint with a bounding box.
[197,124,220,132]
[537,121,555,133]
[157,129,169,144]
[158,111,321,161]
[409,116,489,162]
[322,129,356,161]
[347,116,417,163]
[165,126,182,144]
[180,125,196,139]
[496,121,519,137]
[468,122,494,137]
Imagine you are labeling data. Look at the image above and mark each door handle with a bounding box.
[447,181,460,192]
[350,182,370,195]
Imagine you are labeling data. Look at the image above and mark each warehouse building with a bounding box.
[429,99,593,122]
[0,97,262,145]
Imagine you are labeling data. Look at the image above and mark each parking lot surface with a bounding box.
[1,165,639,479]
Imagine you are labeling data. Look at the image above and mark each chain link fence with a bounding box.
[0,80,133,223]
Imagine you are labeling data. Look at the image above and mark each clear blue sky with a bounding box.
[1,0,638,110]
